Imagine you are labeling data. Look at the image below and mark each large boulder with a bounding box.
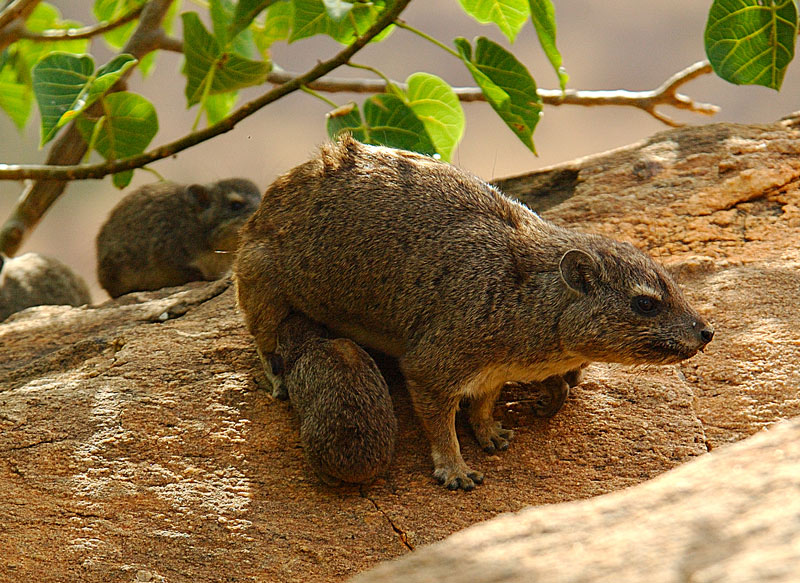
[355,416,800,582]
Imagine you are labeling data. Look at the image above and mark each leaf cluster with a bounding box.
[0,0,797,189]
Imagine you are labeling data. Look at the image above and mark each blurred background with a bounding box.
[1,0,799,302]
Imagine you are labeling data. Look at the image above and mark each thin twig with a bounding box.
[16,4,144,41]
[541,61,718,127]
[268,60,718,127]
[156,31,183,53]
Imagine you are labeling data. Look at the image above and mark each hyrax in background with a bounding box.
[235,136,714,491]
[97,179,261,298]
[0,252,91,322]
[276,312,396,486]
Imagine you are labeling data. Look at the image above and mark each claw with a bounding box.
[434,466,484,491]
[475,421,514,453]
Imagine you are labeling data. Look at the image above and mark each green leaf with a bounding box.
[457,0,529,43]
[77,91,158,188]
[529,0,568,91]
[705,0,798,90]
[32,53,94,146]
[405,73,464,162]
[254,1,293,54]
[32,53,137,146]
[364,94,436,154]
[230,0,280,40]
[182,12,271,106]
[290,0,391,44]
[326,95,436,156]
[211,0,257,56]
[60,54,138,124]
[93,0,146,50]
[205,91,239,124]
[455,36,541,154]
[0,65,32,130]
[326,102,368,142]
[323,0,355,21]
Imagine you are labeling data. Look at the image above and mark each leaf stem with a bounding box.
[300,85,339,108]
[347,62,394,88]
[393,19,461,59]
[193,69,216,131]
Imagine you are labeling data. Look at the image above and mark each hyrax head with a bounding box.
[557,236,714,365]
[185,178,261,250]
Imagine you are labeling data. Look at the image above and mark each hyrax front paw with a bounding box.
[433,465,485,491]
[270,379,289,400]
[256,349,289,400]
[473,420,514,454]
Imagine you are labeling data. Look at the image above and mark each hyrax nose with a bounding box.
[693,320,714,346]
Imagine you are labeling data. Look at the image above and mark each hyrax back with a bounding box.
[277,313,396,486]
[235,136,714,490]
[0,253,91,321]
[97,178,260,298]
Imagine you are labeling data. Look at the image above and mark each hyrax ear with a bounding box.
[559,249,599,294]
[186,184,211,209]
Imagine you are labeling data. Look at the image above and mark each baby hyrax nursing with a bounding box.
[276,312,396,486]
[0,253,91,321]
[97,178,261,298]
[235,136,714,491]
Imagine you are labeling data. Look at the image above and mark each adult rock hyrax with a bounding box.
[276,312,396,485]
[97,178,261,298]
[235,136,714,491]
[0,252,91,321]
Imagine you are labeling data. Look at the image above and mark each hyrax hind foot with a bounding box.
[532,375,571,418]
[472,420,514,454]
[433,465,485,491]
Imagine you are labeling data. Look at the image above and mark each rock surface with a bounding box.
[2,116,800,582]
[355,416,800,583]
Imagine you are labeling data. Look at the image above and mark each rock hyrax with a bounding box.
[235,136,714,490]
[0,252,91,321]
[276,312,396,486]
[97,178,261,298]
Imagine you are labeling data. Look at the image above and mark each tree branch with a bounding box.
[0,0,38,30]
[15,4,143,41]
[0,0,38,51]
[267,60,718,126]
[0,0,414,255]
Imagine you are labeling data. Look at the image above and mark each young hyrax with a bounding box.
[0,253,91,321]
[235,136,714,491]
[97,178,261,298]
[276,312,396,486]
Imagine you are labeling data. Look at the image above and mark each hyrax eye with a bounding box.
[229,199,246,211]
[632,295,661,316]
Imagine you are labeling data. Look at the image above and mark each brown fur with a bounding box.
[0,253,90,322]
[97,179,261,298]
[235,136,714,490]
[277,313,396,486]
